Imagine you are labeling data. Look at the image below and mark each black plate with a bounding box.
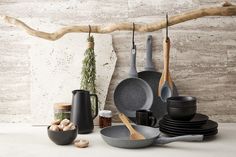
[160,123,217,134]
[161,118,204,128]
[160,128,218,137]
[160,120,218,133]
[163,113,209,125]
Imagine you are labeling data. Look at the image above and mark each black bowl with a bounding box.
[167,96,196,107]
[167,96,197,120]
[47,126,77,145]
[167,106,196,120]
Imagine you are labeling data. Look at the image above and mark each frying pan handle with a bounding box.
[129,45,138,78]
[145,35,155,71]
[154,135,204,145]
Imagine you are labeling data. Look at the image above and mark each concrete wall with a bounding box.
[0,0,236,122]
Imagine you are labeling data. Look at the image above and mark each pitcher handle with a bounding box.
[90,94,98,119]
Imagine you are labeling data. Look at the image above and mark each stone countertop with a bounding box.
[0,123,235,157]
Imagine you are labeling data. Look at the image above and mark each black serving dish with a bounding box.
[159,119,218,133]
[167,96,197,120]
[163,114,209,127]
[47,126,77,145]
[159,119,218,138]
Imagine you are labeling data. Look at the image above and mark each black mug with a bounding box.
[136,110,156,127]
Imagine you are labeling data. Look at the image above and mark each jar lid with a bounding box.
[54,103,71,110]
[99,110,112,118]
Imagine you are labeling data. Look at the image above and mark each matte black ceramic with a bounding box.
[161,119,204,128]
[136,110,156,127]
[167,96,196,107]
[114,46,153,118]
[159,119,218,137]
[167,96,197,120]
[159,119,218,133]
[163,114,209,124]
[100,125,203,149]
[167,106,196,120]
[71,90,98,134]
[47,126,77,145]
[137,35,178,127]
[160,127,218,137]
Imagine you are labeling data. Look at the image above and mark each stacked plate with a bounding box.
[159,113,218,137]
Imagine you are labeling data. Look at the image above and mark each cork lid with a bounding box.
[54,103,71,110]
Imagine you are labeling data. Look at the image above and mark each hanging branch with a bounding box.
[0,2,236,41]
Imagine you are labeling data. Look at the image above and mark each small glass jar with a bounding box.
[99,110,112,128]
[54,103,71,121]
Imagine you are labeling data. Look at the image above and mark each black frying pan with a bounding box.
[114,45,153,117]
[100,125,203,148]
[137,35,178,126]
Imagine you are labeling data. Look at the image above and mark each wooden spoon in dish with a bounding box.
[119,113,145,140]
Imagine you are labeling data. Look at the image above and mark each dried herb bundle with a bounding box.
[80,35,97,113]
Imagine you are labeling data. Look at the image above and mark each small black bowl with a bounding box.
[47,126,77,145]
[167,96,197,120]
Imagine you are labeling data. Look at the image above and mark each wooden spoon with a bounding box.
[158,37,173,102]
[119,113,145,140]
[158,13,174,101]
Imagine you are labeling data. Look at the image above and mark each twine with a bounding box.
[87,41,94,48]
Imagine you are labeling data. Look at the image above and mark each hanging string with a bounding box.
[87,25,94,48]
[166,13,168,41]
[88,25,91,37]
[132,23,135,49]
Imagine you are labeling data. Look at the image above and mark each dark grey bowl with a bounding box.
[47,126,77,145]
[167,106,196,120]
[167,96,196,107]
[167,96,197,120]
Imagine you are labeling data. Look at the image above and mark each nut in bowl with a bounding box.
[47,119,77,145]
[167,96,197,121]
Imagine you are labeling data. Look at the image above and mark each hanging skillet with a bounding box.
[114,23,153,118]
[138,35,178,126]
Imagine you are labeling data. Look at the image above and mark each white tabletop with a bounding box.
[0,123,235,157]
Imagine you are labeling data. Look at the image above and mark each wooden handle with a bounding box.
[163,37,170,81]
[158,37,172,96]
[119,113,136,133]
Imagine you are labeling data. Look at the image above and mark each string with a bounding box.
[132,23,135,49]
[89,25,91,37]
[166,13,168,41]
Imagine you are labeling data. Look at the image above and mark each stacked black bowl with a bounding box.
[159,96,218,138]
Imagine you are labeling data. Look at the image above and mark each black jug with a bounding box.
[71,90,98,134]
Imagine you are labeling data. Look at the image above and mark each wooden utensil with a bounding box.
[158,13,174,101]
[119,113,145,140]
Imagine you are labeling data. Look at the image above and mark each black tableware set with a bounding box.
[159,96,218,138]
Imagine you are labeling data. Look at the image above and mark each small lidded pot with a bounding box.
[54,103,71,121]
[99,110,112,128]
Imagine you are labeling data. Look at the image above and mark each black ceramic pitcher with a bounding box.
[71,90,98,134]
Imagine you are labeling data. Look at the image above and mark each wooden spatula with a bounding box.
[119,113,145,140]
[158,13,174,98]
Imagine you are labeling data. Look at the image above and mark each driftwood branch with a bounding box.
[0,2,236,41]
